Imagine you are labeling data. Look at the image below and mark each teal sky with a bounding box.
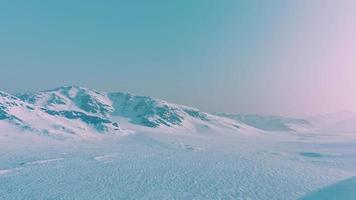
[1,0,356,116]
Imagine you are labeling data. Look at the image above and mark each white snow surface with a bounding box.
[1,86,356,199]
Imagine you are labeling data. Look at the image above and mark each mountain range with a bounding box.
[1,86,355,139]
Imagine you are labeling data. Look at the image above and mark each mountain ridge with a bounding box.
[216,113,312,132]
[2,86,242,139]
[1,86,355,140]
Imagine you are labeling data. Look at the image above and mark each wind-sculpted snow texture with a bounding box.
[1,128,356,200]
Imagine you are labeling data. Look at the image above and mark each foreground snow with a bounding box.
[302,176,356,200]
[1,127,356,200]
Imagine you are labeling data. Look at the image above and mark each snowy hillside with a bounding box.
[107,92,246,132]
[2,86,355,140]
[308,111,356,133]
[2,86,356,200]
[216,113,312,132]
[1,89,122,139]
[17,86,114,117]
[1,86,243,139]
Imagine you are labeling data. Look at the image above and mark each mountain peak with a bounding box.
[42,85,99,94]
[17,86,114,117]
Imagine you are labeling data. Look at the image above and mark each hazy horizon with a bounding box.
[1,0,355,117]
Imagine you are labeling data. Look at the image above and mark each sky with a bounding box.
[0,0,355,117]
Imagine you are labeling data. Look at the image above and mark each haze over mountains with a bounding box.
[0,86,355,140]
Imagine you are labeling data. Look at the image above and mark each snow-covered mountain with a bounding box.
[308,111,356,133]
[108,91,224,128]
[216,113,312,132]
[17,86,114,118]
[16,86,242,129]
[217,111,356,133]
[0,86,244,139]
[2,87,356,200]
[2,86,355,140]
[1,88,122,139]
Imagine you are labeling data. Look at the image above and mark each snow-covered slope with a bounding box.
[308,111,356,133]
[0,90,37,130]
[217,111,356,133]
[0,89,122,139]
[5,86,356,139]
[17,86,114,117]
[15,86,243,134]
[2,87,356,200]
[0,86,248,139]
[108,92,244,131]
[216,113,312,132]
